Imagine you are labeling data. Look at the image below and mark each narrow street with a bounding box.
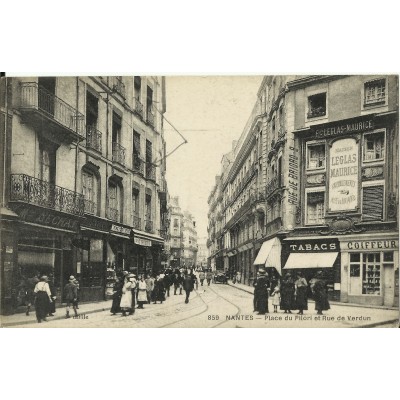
[5,283,397,328]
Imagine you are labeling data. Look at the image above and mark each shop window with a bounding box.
[306,190,325,225]
[307,93,326,118]
[307,143,325,170]
[362,253,381,295]
[363,131,385,162]
[362,185,384,221]
[364,79,386,106]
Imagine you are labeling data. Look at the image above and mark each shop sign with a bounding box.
[314,119,374,139]
[110,224,131,236]
[81,216,112,232]
[11,204,79,232]
[329,138,359,212]
[285,238,339,252]
[346,240,398,250]
[134,237,152,247]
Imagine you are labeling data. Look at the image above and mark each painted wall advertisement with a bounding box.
[329,138,359,212]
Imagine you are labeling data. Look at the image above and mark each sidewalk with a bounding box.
[1,300,112,328]
[228,281,398,311]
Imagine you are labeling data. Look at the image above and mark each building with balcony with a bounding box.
[0,75,169,314]
[167,196,184,269]
[196,237,208,269]
[181,211,198,268]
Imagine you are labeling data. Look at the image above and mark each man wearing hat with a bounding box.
[128,273,137,314]
[64,275,78,318]
[253,268,270,315]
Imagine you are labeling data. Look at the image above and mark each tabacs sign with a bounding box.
[285,238,339,252]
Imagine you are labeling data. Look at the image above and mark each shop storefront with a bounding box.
[339,235,398,307]
[8,203,82,311]
[282,238,341,301]
[253,237,282,276]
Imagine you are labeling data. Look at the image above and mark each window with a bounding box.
[307,143,325,170]
[134,77,141,100]
[109,183,118,210]
[364,79,386,106]
[132,131,141,170]
[363,132,385,162]
[112,112,121,144]
[362,185,384,221]
[362,253,381,295]
[173,218,179,228]
[307,93,326,118]
[306,190,325,225]
[145,194,152,220]
[39,144,56,184]
[132,188,139,214]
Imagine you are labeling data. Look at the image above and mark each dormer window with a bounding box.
[364,79,386,106]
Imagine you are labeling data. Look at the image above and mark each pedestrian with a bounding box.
[129,274,137,315]
[173,270,183,295]
[183,270,195,304]
[120,273,135,316]
[236,271,242,284]
[206,270,213,286]
[253,268,269,315]
[164,272,171,297]
[47,273,57,317]
[137,275,148,309]
[33,275,52,323]
[64,276,78,319]
[280,273,295,314]
[294,272,308,315]
[73,278,80,309]
[145,274,155,303]
[25,273,39,316]
[199,270,205,286]
[312,271,330,315]
[110,277,123,315]
[153,274,165,304]
[252,270,260,311]
[271,285,280,313]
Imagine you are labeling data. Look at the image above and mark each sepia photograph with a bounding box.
[0,74,398,328]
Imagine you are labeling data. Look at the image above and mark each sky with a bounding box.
[164,76,263,239]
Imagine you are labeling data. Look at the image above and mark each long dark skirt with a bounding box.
[111,296,121,314]
[35,292,50,321]
[280,292,295,310]
[48,300,56,314]
[295,286,308,310]
[256,295,269,314]
[315,292,330,311]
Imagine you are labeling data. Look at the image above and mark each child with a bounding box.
[271,285,281,313]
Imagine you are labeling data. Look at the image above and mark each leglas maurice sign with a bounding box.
[314,119,373,139]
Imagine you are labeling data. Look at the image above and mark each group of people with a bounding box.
[253,269,330,315]
[110,268,200,316]
[22,274,80,323]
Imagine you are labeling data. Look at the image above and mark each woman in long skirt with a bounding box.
[313,271,330,315]
[111,277,123,315]
[294,272,308,315]
[280,273,295,313]
[137,275,148,309]
[120,275,134,316]
[33,276,52,323]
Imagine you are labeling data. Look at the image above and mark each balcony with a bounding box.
[84,199,96,215]
[132,213,141,230]
[147,108,155,127]
[10,174,84,216]
[134,98,144,119]
[146,164,156,181]
[112,142,126,166]
[106,206,119,222]
[132,157,144,175]
[109,76,126,98]
[145,219,153,233]
[266,176,282,197]
[19,82,85,141]
[86,126,102,153]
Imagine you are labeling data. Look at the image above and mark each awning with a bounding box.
[131,228,164,245]
[253,237,281,274]
[284,252,338,269]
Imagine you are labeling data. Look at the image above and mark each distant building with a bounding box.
[196,237,208,268]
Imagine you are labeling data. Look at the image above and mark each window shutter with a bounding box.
[363,186,384,221]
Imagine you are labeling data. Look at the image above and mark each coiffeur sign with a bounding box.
[329,137,359,212]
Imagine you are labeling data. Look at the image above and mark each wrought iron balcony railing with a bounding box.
[86,125,102,153]
[266,176,282,197]
[110,76,126,98]
[132,157,144,174]
[145,219,153,233]
[146,164,156,181]
[10,174,84,216]
[112,142,126,166]
[134,98,144,118]
[132,213,141,230]
[84,199,96,215]
[20,82,85,137]
[106,206,119,222]
[147,108,155,127]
